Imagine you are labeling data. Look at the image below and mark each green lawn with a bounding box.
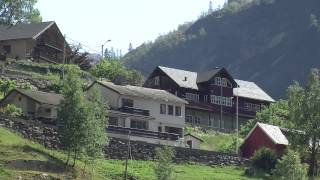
[0,127,260,180]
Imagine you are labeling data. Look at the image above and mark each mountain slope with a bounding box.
[123,0,320,99]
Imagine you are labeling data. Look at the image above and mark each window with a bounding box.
[45,108,51,113]
[3,45,11,54]
[208,119,212,127]
[158,126,162,132]
[18,96,22,101]
[245,103,261,112]
[160,104,166,114]
[221,78,227,87]
[215,77,222,86]
[204,95,208,102]
[168,105,174,115]
[175,106,181,116]
[215,77,231,87]
[193,116,201,125]
[130,120,147,130]
[210,95,233,107]
[185,93,199,102]
[109,117,118,126]
[154,76,160,86]
[122,98,133,107]
[185,115,192,123]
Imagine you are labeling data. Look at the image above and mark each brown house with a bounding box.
[0,21,70,64]
[144,66,275,131]
[0,89,63,120]
[240,122,289,158]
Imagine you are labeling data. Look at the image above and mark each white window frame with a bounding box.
[186,93,199,102]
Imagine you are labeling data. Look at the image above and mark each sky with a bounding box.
[36,0,226,55]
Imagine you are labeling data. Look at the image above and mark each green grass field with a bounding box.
[0,127,261,180]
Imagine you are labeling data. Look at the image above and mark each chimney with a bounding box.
[183,76,187,81]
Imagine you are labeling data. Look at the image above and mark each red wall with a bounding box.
[241,127,286,158]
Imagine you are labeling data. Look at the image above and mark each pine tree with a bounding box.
[208,1,213,14]
[128,43,133,52]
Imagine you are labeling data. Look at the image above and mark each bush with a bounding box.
[271,149,308,180]
[154,146,175,180]
[0,104,22,118]
[251,147,278,173]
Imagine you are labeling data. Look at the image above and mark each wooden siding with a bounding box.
[241,126,286,158]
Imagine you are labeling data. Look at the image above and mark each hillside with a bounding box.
[123,0,320,99]
[0,127,260,180]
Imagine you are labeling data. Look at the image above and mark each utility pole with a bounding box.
[220,82,223,129]
[101,39,111,59]
[61,34,66,80]
[236,94,239,155]
[124,130,131,180]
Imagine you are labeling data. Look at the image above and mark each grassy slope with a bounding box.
[186,127,243,152]
[0,127,261,180]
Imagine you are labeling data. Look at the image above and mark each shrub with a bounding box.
[0,104,22,118]
[251,147,278,173]
[154,146,175,180]
[271,149,308,180]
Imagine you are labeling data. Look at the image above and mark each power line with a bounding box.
[65,36,101,54]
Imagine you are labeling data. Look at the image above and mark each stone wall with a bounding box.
[0,116,60,149]
[106,138,247,166]
[0,117,248,166]
[0,74,52,91]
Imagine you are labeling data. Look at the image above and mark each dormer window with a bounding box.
[122,98,133,107]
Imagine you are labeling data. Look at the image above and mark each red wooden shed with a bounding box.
[240,122,289,158]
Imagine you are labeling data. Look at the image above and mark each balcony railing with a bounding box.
[107,125,180,141]
[111,106,150,116]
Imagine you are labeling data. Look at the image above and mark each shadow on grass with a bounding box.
[5,145,67,173]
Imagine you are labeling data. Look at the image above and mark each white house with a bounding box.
[87,81,188,146]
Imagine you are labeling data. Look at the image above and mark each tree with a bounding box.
[240,100,290,136]
[154,146,175,180]
[67,43,93,70]
[0,79,16,97]
[208,1,213,14]
[57,65,87,167]
[91,59,144,86]
[272,149,308,180]
[0,0,42,25]
[84,87,108,163]
[58,65,108,167]
[251,147,278,173]
[128,43,133,52]
[287,68,320,177]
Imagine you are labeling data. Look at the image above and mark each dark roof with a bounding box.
[95,81,188,104]
[6,89,63,105]
[196,68,221,83]
[0,21,54,41]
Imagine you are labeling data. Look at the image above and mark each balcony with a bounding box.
[107,125,180,141]
[112,106,150,116]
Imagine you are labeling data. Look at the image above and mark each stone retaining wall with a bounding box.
[0,74,52,91]
[0,117,248,166]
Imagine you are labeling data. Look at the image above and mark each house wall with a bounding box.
[121,94,185,131]
[0,40,29,59]
[92,83,120,107]
[89,83,186,135]
[241,127,287,158]
[0,91,58,119]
